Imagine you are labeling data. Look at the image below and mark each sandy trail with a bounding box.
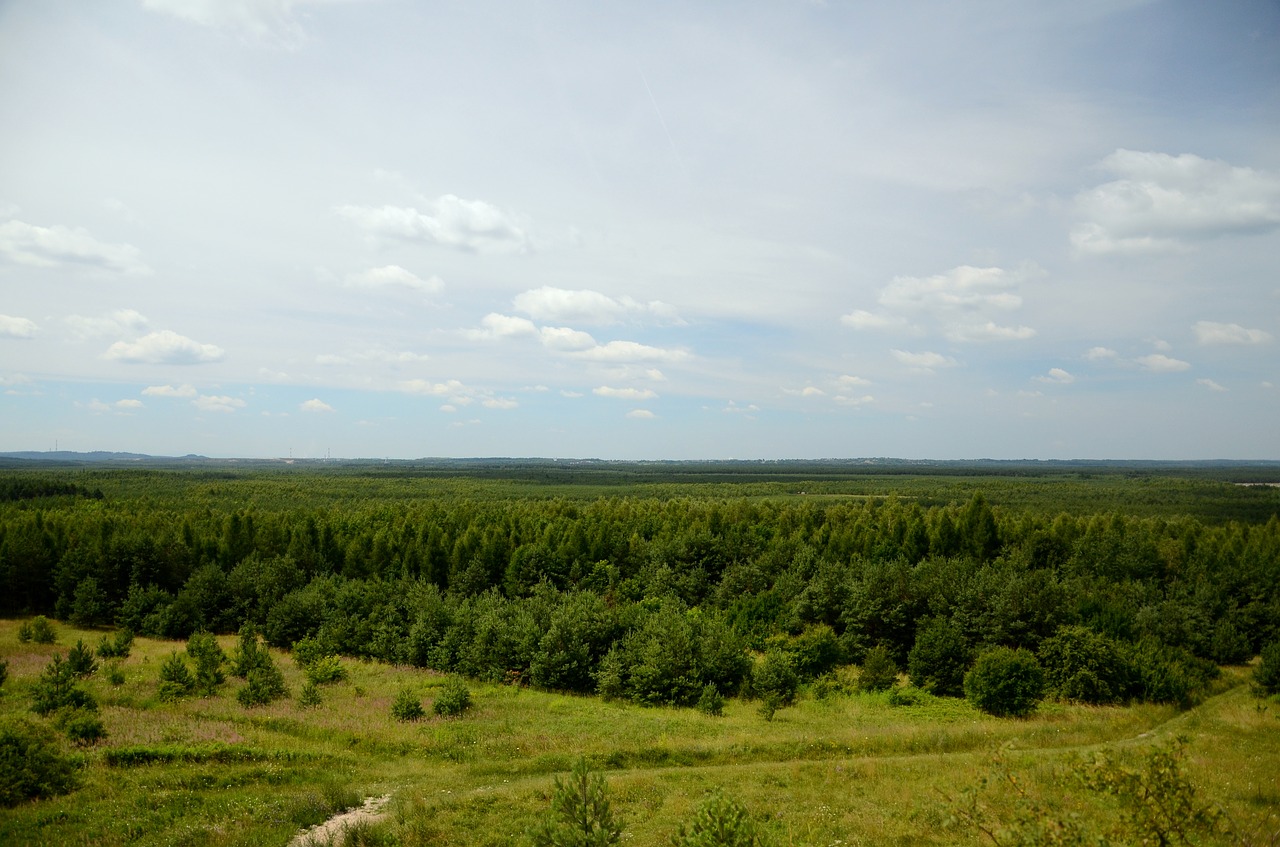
[290,794,392,846]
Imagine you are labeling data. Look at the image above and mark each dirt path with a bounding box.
[290,794,392,846]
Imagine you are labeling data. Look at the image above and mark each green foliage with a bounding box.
[530,757,622,847]
[305,654,348,686]
[18,615,57,644]
[186,631,227,695]
[96,629,133,659]
[751,649,798,709]
[158,651,196,702]
[1037,625,1133,705]
[298,681,322,708]
[964,647,1045,717]
[30,653,98,716]
[0,717,79,806]
[65,639,98,678]
[767,624,844,681]
[291,633,328,670]
[433,677,473,718]
[68,576,110,628]
[105,662,125,686]
[54,708,107,746]
[858,645,899,692]
[671,791,768,847]
[907,617,970,697]
[230,623,271,678]
[391,688,425,721]
[887,685,930,707]
[696,683,725,717]
[0,658,7,692]
[236,660,288,707]
[1123,638,1217,709]
[1255,639,1280,697]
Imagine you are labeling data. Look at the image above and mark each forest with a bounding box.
[1,459,1279,845]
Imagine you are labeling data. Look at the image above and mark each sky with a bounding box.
[1,0,1278,461]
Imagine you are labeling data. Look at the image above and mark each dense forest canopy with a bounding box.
[2,460,1277,707]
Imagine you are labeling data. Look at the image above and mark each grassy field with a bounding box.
[2,618,1277,846]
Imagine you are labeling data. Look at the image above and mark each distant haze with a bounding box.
[1,1,1277,459]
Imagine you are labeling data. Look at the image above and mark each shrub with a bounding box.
[298,682,322,709]
[291,634,327,671]
[696,683,725,717]
[105,663,125,686]
[887,685,930,707]
[391,688,425,722]
[858,645,899,692]
[1037,625,1133,705]
[1124,639,1217,708]
[671,791,767,847]
[56,709,107,747]
[186,632,226,696]
[964,647,1046,717]
[66,639,98,678]
[1255,639,1280,697]
[96,629,134,659]
[0,659,7,693]
[230,624,271,678]
[907,617,970,697]
[1208,620,1252,666]
[158,652,196,702]
[529,757,621,847]
[237,662,288,707]
[18,616,57,645]
[433,678,472,718]
[305,655,348,686]
[751,649,798,709]
[0,717,79,806]
[31,654,97,716]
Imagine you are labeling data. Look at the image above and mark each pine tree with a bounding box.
[530,758,622,847]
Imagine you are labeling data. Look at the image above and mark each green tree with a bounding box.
[858,644,899,692]
[65,639,98,678]
[907,617,970,697]
[30,654,97,716]
[391,688,425,721]
[1255,639,1280,697]
[186,631,226,696]
[964,647,1045,717]
[433,677,472,717]
[158,652,196,702]
[671,792,768,847]
[530,757,622,847]
[0,717,79,806]
[1037,625,1132,705]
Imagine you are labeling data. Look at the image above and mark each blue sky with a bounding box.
[1,0,1278,460]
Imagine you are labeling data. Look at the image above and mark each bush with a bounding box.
[907,617,970,697]
[0,717,79,806]
[671,791,767,847]
[858,645,899,692]
[18,616,57,645]
[55,709,107,747]
[105,663,125,686]
[96,629,133,659]
[696,683,725,717]
[1255,639,1280,697]
[66,639,98,678]
[237,662,288,707]
[305,655,348,686]
[158,652,196,702]
[290,634,328,670]
[529,757,621,847]
[230,624,271,678]
[298,682,322,708]
[964,647,1046,717]
[1037,625,1133,705]
[887,686,930,707]
[391,688,425,722]
[186,632,226,696]
[1124,639,1217,708]
[30,654,97,716]
[433,678,472,718]
[751,649,798,709]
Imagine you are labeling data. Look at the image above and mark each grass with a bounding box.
[2,618,1277,846]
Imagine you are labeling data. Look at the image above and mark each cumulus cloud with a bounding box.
[1085,346,1118,361]
[1136,353,1191,373]
[482,397,519,410]
[336,194,531,254]
[539,326,597,351]
[1072,150,1280,254]
[892,349,958,372]
[723,401,760,414]
[141,0,362,49]
[836,375,873,388]
[193,394,245,413]
[0,219,149,273]
[834,394,875,406]
[945,322,1036,342]
[400,378,469,399]
[142,383,197,398]
[66,309,150,340]
[347,265,443,295]
[1197,378,1228,392]
[104,330,224,364]
[1036,368,1075,384]
[626,409,656,419]
[839,309,905,331]
[115,399,143,410]
[0,314,37,339]
[593,386,658,400]
[300,398,334,413]
[513,287,681,326]
[575,340,689,363]
[465,313,538,340]
[1193,321,1272,345]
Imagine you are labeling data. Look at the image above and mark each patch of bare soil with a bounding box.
[290,794,392,846]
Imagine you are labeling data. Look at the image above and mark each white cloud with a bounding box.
[347,265,444,295]
[1192,321,1272,345]
[626,409,656,419]
[115,399,143,410]
[892,349,958,372]
[142,383,197,398]
[539,326,598,351]
[465,313,538,340]
[336,195,531,254]
[66,309,150,340]
[1197,378,1228,392]
[593,386,658,400]
[104,330,224,364]
[482,397,519,410]
[141,0,362,49]
[1085,346,1118,361]
[575,340,688,363]
[1072,150,1280,254]
[1136,353,1191,373]
[836,375,873,387]
[0,219,149,274]
[316,354,350,365]
[193,394,245,413]
[513,287,681,326]
[300,398,334,413]
[839,309,905,330]
[880,265,1025,314]
[1036,368,1075,384]
[0,314,38,339]
[723,401,760,414]
[834,394,875,406]
[400,378,468,398]
[945,322,1036,342]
